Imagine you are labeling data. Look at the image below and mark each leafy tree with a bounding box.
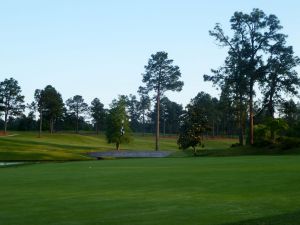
[207,8,285,144]
[260,40,300,120]
[106,97,132,150]
[0,78,25,134]
[66,95,88,133]
[33,89,45,137]
[214,87,238,138]
[284,102,300,138]
[254,118,288,145]
[205,54,248,144]
[166,100,183,134]
[9,112,37,131]
[40,85,64,133]
[127,94,140,132]
[141,51,183,150]
[265,118,288,139]
[25,102,40,133]
[279,99,299,126]
[189,92,220,136]
[150,96,183,135]
[137,86,151,135]
[178,99,210,155]
[90,98,106,134]
[161,100,168,135]
[60,107,77,130]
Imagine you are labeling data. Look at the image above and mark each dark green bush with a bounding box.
[253,124,273,147]
[276,137,300,150]
[253,119,289,147]
[231,143,243,148]
[286,121,300,137]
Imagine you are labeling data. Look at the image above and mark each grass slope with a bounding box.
[1,156,300,225]
[0,132,236,160]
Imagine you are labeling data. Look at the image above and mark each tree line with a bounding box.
[1,8,300,151]
[0,78,184,136]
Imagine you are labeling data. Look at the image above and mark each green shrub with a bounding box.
[253,124,273,147]
[253,119,289,147]
[231,143,243,148]
[265,118,289,137]
[277,136,300,150]
[286,121,300,137]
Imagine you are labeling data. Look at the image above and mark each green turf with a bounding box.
[0,132,237,160]
[0,156,300,225]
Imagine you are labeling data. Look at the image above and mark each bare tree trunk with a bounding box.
[116,142,120,151]
[249,81,254,145]
[163,119,166,136]
[269,88,275,140]
[51,119,54,134]
[212,119,215,137]
[142,112,145,136]
[39,112,42,138]
[238,96,244,145]
[96,123,99,135]
[4,110,8,135]
[76,111,79,134]
[269,101,275,140]
[50,118,54,134]
[156,91,160,151]
[239,127,244,145]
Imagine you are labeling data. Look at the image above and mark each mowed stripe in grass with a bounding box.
[0,132,237,160]
[0,156,300,225]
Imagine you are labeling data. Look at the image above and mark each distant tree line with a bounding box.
[0,78,185,137]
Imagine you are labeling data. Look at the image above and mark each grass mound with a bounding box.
[0,132,237,161]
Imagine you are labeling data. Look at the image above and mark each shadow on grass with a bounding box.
[194,146,300,157]
[0,150,91,161]
[220,210,300,225]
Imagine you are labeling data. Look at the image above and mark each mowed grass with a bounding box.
[0,132,237,160]
[1,156,300,225]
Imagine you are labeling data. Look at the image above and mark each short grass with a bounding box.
[1,156,300,225]
[0,132,237,160]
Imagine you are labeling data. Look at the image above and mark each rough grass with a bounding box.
[0,156,300,225]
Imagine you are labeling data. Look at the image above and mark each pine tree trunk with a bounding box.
[76,111,79,134]
[249,81,254,145]
[212,120,215,137]
[239,127,243,145]
[269,102,275,140]
[238,96,244,145]
[238,106,243,145]
[156,91,160,151]
[96,123,99,135]
[4,110,8,135]
[39,112,42,138]
[163,119,166,136]
[269,90,275,140]
[50,118,54,134]
[142,112,145,136]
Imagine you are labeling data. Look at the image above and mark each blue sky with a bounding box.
[1,0,300,108]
